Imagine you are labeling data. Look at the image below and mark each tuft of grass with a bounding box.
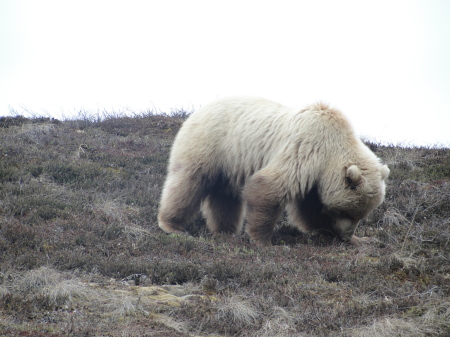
[1,267,93,314]
[215,295,260,328]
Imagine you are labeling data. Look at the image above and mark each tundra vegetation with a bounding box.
[0,111,449,337]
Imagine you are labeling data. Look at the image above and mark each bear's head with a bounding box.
[319,163,390,240]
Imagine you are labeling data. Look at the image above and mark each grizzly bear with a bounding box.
[158,97,389,245]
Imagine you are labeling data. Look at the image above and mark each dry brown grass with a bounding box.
[0,113,449,336]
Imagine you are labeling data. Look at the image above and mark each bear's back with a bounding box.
[171,97,299,176]
[168,96,368,190]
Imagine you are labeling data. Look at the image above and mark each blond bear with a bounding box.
[158,97,389,245]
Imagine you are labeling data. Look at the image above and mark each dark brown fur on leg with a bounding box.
[244,173,284,246]
[202,188,244,234]
[286,185,335,235]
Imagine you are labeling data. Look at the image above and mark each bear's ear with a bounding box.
[380,164,390,180]
[346,165,363,189]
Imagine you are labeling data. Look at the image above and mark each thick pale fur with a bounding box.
[158,97,390,245]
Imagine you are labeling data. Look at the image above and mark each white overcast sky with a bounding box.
[1,0,449,146]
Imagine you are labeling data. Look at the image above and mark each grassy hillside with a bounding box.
[0,113,449,337]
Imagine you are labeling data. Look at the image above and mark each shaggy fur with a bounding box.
[158,97,390,245]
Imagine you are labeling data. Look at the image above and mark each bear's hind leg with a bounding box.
[202,183,244,235]
[158,172,204,235]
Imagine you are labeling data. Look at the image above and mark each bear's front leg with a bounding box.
[333,219,376,244]
[243,172,284,246]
